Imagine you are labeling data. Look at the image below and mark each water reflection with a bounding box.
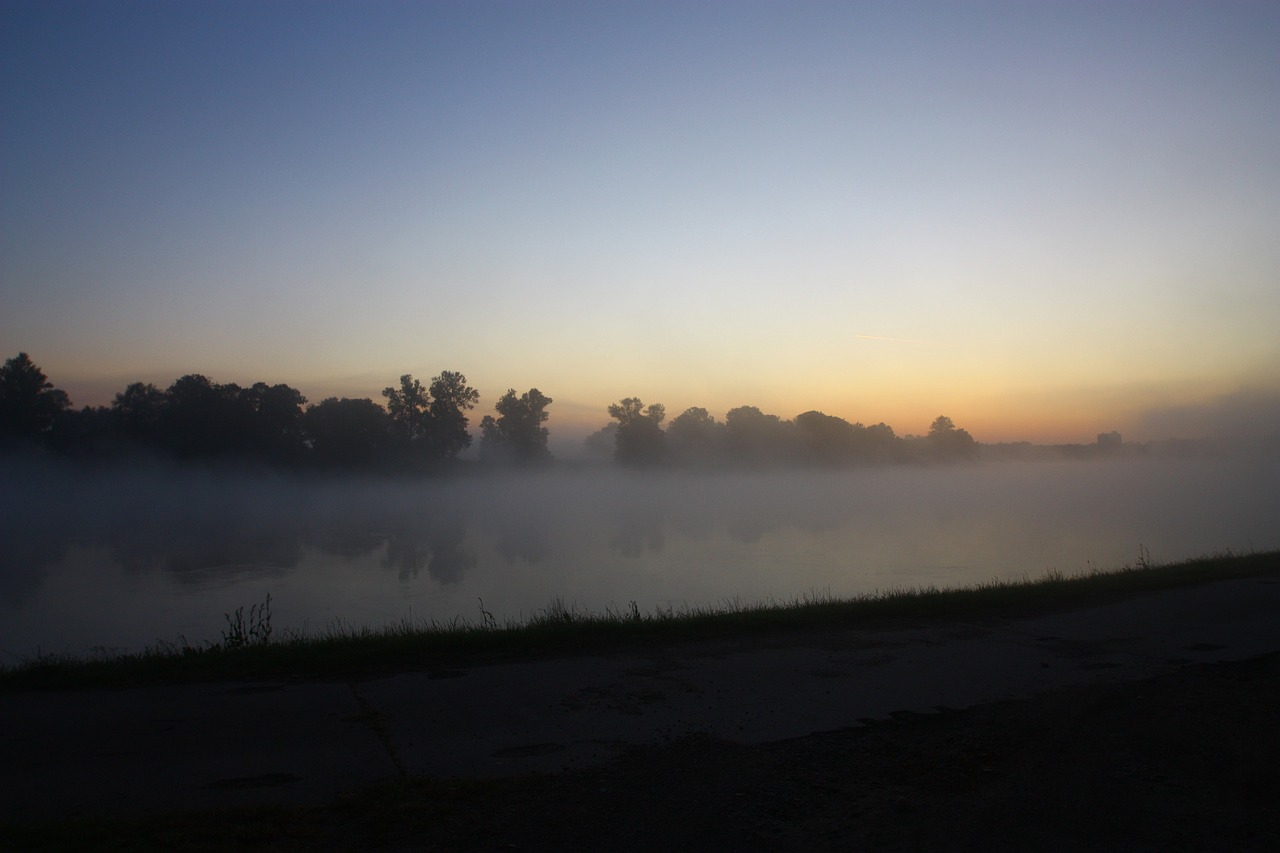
[381,518,475,584]
[493,520,553,564]
[2,453,1278,657]
[609,510,665,557]
[109,523,304,580]
[0,516,68,608]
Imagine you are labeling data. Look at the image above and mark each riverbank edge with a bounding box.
[5,549,1278,691]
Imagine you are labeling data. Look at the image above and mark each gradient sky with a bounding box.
[4,1,1279,446]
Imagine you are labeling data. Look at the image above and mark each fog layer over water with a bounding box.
[3,452,1277,660]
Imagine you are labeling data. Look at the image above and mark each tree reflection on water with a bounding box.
[2,453,1278,657]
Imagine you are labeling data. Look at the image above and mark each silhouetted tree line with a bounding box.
[596,398,978,468]
[2,352,980,473]
[0,353,552,472]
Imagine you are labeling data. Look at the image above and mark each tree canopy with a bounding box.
[0,352,71,443]
[382,371,479,468]
[608,397,667,466]
[2,352,1002,473]
[480,388,553,465]
[666,407,724,466]
[302,397,391,469]
[927,414,979,461]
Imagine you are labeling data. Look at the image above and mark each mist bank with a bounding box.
[3,449,1278,659]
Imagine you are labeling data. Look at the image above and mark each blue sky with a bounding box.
[3,1,1279,445]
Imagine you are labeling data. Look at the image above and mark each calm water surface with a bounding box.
[2,453,1277,661]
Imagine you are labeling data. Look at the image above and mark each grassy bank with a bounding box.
[4,549,1278,691]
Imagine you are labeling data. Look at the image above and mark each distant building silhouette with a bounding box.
[1097,430,1122,449]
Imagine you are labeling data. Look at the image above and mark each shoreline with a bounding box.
[5,550,1278,691]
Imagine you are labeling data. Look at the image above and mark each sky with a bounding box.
[3,1,1279,447]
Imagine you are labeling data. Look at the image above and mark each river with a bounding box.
[2,452,1276,661]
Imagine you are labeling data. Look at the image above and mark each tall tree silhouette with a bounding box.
[382,375,431,444]
[383,371,479,467]
[0,353,71,445]
[608,397,666,466]
[480,388,553,464]
[426,370,480,460]
[927,415,979,461]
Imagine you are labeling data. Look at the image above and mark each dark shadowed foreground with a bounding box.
[6,656,1279,851]
[5,563,1280,851]
[390,653,1280,852]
